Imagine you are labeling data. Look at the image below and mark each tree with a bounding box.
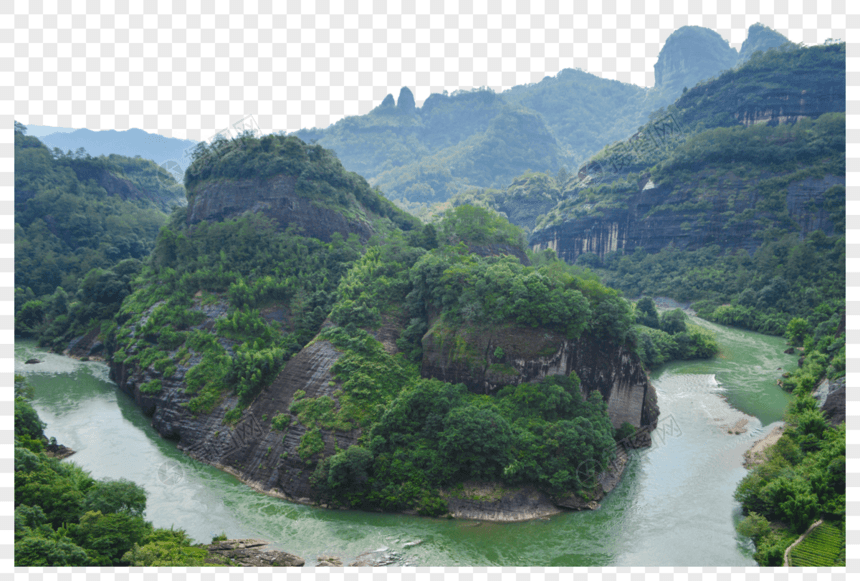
[635,297,660,328]
[14,120,27,135]
[326,446,373,491]
[785,317,810,346]
[82,479,148,518]
[15,534,90,566]
[737,511,770,542]
[73,510,152,565]
[660,309,687,334]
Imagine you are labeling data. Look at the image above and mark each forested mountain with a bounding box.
[25,125,77,138]
[39,127,198,172]
[293,24,787,207]
[14,123,186,349]
[72,130,672,522]
[450,42,844,338]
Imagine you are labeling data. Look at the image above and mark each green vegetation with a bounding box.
[14,375,210,566]
[292,63,678,209]
[787,521,845,567]
[14,122,185,351]
[594,229,844,338]
[310,373,615,515]
[631,301,718,369]
[734,315,845,565]
[184,131,416,231]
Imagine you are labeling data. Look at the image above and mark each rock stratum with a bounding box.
[530,172,845,263]
[421,321,658,430]
[186,175,374,242]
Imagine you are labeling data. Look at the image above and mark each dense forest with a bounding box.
[14,122,186,351]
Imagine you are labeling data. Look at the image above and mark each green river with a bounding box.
[15,316,795,566]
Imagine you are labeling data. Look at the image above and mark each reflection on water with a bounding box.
[15,317,794,566]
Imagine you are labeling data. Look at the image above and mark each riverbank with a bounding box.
[742,424,785,468]
[17,316,797,566]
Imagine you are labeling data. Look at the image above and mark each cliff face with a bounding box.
[738,23,792,64]
[530,173,845,263]
[420,321,659,431]
[186,175,373,242]
[110,299,356,502]
[734,88,844,127]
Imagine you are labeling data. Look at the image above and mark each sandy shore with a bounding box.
[743,423,784,468]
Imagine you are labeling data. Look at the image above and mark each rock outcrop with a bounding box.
[813,375,846,426]
[186,175,373,242]
[653,26,738,96]
[111,293,656,513]
[204,539,304,567]
[530,172,845,263]
[738,23,792,64]
[110,308,357,503]
[421,321,659,431]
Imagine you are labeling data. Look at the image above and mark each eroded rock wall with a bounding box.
[186,175,373,242]
[530,173,844,264]
[109,303,357,502]
[420,322,659,430]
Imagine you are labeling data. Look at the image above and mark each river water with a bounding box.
[15,316,795,566]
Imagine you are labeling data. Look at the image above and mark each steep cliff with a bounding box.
[653,26,738,97]
[737,23,792,64]
[530,170,845,263]
[186,175,374,242]
[421,320,658,431]
[109,298,355,503]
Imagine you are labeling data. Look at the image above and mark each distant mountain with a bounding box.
[738,23,793,64]
[39,128,199,173]
[25,125,77,138]
[292,23,788,209]
[652,26,739,98]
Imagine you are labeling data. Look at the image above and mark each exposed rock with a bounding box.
[421,321,658,431]
[815,376,846,426]
[25,358,40,365]
[186,175,373,243]
[397,87,416,111]
[530,172,844,264]
[110,301,358,503]
[738,23,792,64]
[66,327,103,359]
[441,482,562,522]
[467,242,531,266]
[653,26,738,97]
[45,441,75,459]
[316,555,343,567]
[204,539,304,567]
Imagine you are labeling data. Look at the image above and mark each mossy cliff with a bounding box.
[421,320,658,430]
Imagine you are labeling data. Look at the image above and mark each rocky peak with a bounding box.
[397,86,416,111]
[379,93,395,108]
[654,26,738,96]
[738,23,792,64]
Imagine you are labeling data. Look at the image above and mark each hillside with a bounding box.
[39,127,199,173]
[292,24,785,207]
[14,123,188,349]
[101,132,662,518]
